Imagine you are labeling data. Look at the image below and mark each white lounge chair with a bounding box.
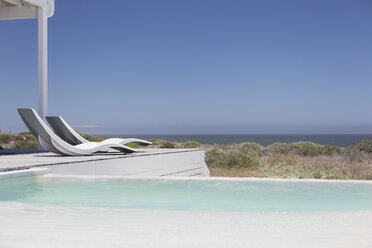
[45,116,151,147]
[17,108,136,156]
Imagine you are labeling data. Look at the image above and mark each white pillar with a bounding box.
[38,7,48,120]
[38,7,48,150]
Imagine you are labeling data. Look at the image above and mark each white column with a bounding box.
[38,7,48,120]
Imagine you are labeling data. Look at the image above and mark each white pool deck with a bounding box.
[0,148,210,177]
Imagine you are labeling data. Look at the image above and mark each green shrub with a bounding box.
[266,154,299,166]
[265,142,292,154]
[265,142,341,156]
[148,139,166,146]
[160,141,176,148]
[79,133,106,142]
[205,149,260,169]
[148,139,178,148]
[240,142,264,153]
[343,140,372,162]
[0,134,15,144]
[344,140,372,154]
[125,143,140,148]
[322,145,343,156]
[183,141,201,148]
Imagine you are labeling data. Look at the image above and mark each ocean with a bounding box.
[100,134,372,147]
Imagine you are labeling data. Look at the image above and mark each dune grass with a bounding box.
[1,132,372,180]
[205,141,372,180]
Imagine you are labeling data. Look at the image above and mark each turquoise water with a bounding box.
[1,177,372,212]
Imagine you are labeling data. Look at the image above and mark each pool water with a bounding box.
[1,176,372,212]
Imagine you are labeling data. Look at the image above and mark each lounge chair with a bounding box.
[45,116,152,147]
[17,108,136,156]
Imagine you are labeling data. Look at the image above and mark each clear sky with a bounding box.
[1,0,372,134]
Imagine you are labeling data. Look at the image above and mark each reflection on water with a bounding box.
[1,177,372,212]
[0,176,45,201]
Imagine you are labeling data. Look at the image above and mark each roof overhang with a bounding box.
[0,0,54,20]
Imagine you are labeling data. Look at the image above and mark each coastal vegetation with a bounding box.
[204,142,372,180]
[0,132,38,149]
[1,132,372,180]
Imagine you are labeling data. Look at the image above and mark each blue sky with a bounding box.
[1,0,372,134]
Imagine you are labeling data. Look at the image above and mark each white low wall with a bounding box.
[46,150,210,177]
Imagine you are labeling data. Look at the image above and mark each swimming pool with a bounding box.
[1,176,372,248]
[1,176,372,212]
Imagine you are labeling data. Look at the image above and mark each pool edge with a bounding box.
[42,174,372,184]
[0,168,51,179]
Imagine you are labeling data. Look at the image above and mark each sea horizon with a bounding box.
[95,134,372,147]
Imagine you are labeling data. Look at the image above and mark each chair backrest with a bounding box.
[46,116,88,145]
[17,108,65,154]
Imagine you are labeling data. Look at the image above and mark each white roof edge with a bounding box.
[0,0,54,20]
[25,0,54,17]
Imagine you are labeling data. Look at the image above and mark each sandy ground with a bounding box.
[0,202,371,248]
